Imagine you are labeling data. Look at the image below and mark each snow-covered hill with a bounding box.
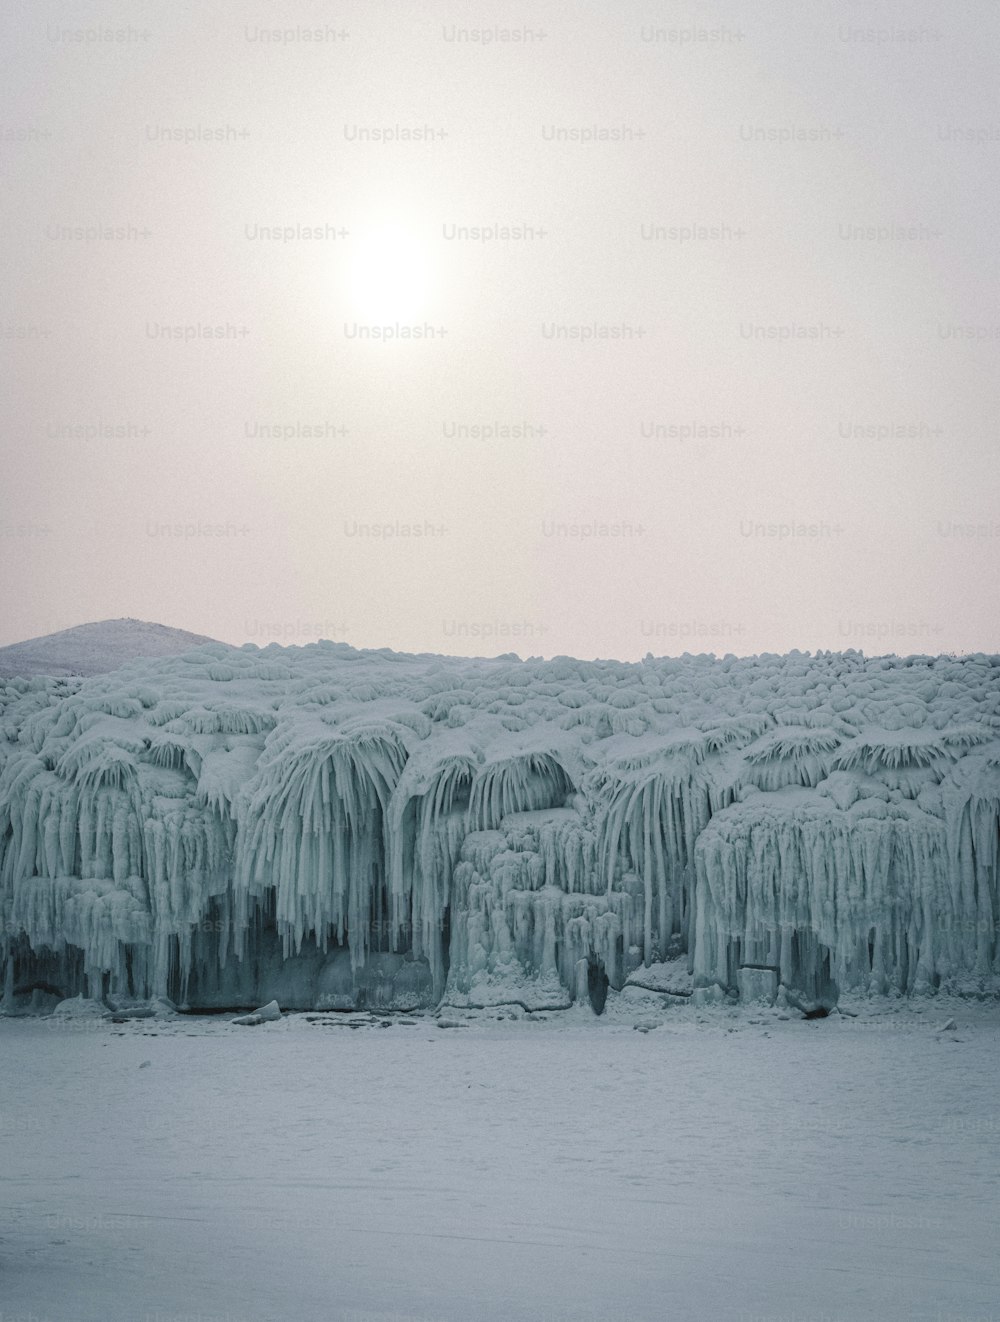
[0,618,224,678]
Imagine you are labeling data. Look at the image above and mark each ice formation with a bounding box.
[2,642,999,1013]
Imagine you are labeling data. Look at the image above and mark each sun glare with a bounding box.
[346,223,431,323]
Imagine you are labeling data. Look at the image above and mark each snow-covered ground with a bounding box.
[3,1002,999,1322]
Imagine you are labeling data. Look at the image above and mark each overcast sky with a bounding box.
[2,0,999,660]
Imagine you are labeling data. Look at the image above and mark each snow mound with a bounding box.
[232,999,282,1026]
[50,995,107,1017]
[625,958,693,997]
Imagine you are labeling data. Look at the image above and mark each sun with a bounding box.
[346,222,431,324]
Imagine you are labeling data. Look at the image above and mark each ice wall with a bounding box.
[2,645,998,1012]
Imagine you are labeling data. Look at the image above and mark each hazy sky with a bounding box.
[2,0,999,660]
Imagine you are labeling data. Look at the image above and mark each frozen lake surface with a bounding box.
[2,1002,999,1322]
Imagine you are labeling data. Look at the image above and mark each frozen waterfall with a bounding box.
[2,643,998,1013]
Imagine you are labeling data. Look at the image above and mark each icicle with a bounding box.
[2,644,999,1011]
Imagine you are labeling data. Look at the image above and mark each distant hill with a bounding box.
[0,618,225,678]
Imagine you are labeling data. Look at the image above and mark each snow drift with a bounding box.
[2,641,998,1013]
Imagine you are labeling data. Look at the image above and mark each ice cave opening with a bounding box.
[587,956,610,1014]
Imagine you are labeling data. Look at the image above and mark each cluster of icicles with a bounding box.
[1,641,998,1011]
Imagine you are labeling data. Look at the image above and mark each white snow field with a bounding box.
[2,642,1000,1016]
[2,1005,999,1322]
